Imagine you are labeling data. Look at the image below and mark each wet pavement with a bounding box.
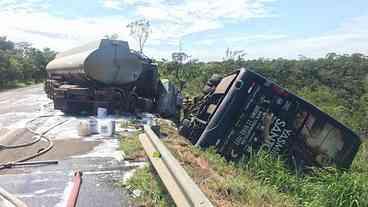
[0,85,145,207]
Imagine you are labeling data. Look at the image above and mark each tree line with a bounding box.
[0,37,56,88]
[157,53,368,137]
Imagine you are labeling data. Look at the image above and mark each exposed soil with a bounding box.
[159,122,239,207]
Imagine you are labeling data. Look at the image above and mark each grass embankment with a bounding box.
[119,131,145,161]
[119,123,368,207]
[161,123,295,207]
[119,130,174,206]
[160,123,368,207]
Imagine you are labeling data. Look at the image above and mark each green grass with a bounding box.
[161,124,296,206]
[125,166,175,207]
[119,131,174,206]
[160,123,368,207]
[120,123,368,207]
[193,145,368,207]
[119,131,145,160]
[243,149,368,207]
[193,147,296,206]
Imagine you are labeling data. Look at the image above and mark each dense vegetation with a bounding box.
[158,53,368,137]
[0,37,55,89]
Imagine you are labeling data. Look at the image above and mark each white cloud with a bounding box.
[103,0,277,42]
[102,0,125,10]
[0,13,133,51]
[183,15,368,61]
[242,16,368,59]
[104,0,275,20]
[2,0,366,62]
[99,0,278,60]
[1,0,276,55]
[0,1,134,51]
[0,0,277,59]
[0,0,50,13]
[191,34,287,48]
[136,6,168,20]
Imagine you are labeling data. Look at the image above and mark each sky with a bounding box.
[0,0,367,61]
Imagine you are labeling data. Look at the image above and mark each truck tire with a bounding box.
[178,119,192,138]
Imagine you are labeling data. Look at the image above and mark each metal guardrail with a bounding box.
[139,125,213,207]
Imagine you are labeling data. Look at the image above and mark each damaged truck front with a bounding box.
[179,68,361,170]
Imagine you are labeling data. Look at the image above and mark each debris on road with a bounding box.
[0,85,147,206]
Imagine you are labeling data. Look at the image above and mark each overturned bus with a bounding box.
[179,68,361,170]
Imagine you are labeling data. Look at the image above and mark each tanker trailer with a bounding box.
[45,39,179,116]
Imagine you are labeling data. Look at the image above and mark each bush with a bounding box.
[0,37,55,89]
[243,150,368,207]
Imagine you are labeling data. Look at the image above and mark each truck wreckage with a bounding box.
[44,39,361,170]
[45,39,180,117]
[179,68,361,170]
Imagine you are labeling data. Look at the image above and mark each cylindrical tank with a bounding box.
[46,39,143,85]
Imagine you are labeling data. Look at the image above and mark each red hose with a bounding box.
[66,171,83,207]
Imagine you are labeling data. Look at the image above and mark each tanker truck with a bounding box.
[45,39,180,117]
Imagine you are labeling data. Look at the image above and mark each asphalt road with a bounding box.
[0,85,144,207]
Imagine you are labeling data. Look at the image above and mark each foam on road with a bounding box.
[0,85,145,207]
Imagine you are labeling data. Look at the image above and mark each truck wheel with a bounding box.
[178,119,192,138]
[202,85,213,94]
[202,74,223,94]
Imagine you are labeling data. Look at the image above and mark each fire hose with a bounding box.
[0,114,64,150]
[0,115,68,206]
[66,171,83,207]
[0,115,68,170]
[0,186,28,207]
[0,114,84,207]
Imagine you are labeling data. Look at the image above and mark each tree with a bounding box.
[0,36,14,50]
[104,33,119,40]
[172,52,189,64]
[171,51,190,91]
[15,42,32,57]
[225,48,246,60]
[0,37,56,87]
[126,19,151,53]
